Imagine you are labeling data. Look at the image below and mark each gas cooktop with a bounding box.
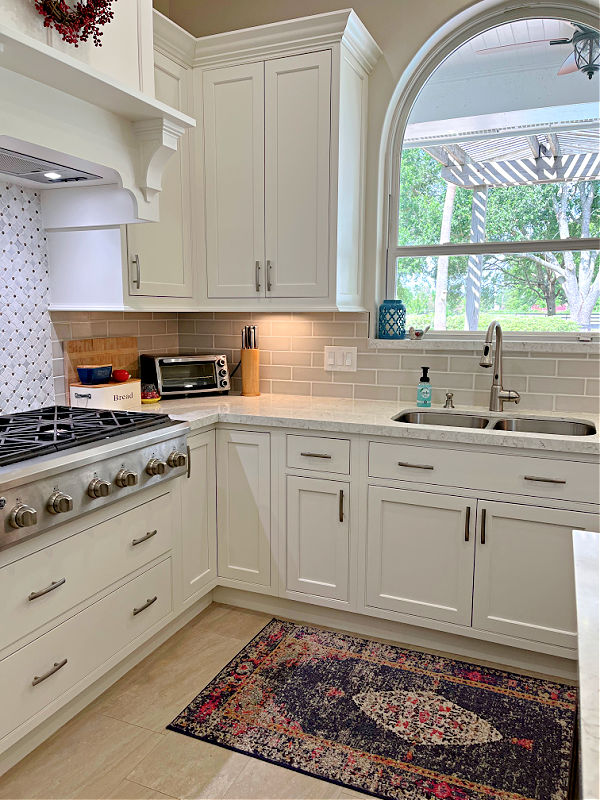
[0,406,172,467]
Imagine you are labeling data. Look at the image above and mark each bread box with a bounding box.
[69,379,141,410]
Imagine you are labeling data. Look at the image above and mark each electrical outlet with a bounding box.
[324,346,357,372]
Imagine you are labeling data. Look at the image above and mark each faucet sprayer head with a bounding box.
[479,343,493,368]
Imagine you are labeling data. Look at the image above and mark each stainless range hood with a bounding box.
[0,147,101,185]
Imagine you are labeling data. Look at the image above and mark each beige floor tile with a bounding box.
[221,757,344,800]
[105,779,176,799]
[127,731,248,799]
[0,712,162,800]
[94,630,245,733]
[193,604,272,642]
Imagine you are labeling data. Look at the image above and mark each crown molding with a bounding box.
[153,10,195,67]
[174,9,382,72]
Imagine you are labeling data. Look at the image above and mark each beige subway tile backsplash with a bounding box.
[47,310,599,415]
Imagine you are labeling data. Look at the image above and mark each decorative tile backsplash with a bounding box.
[0,183,54,414]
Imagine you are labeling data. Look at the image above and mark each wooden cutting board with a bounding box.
[64,337,139,395]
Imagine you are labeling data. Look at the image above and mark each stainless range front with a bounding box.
[0,407,190,550]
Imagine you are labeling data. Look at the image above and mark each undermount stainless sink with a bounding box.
[392,409,596,436]
[393,411,490,428]
[492,417,596,436]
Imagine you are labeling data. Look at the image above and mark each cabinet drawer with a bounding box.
[287,435,350,474]
[368,442,599,503]
[0,493,173,653]
[0,558,172,742]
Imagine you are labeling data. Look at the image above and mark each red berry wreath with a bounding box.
[34,0,116,47]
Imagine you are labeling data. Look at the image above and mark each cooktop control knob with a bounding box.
[146,458,167,476]
[9,503,38,529]
[115,469,139,488]
[88,478,111,498]
[47,491,74,515]
[167,451,187,468]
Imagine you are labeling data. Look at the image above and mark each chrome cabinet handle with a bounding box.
[28,577,66,602]
[524,475,566,485]
[255,261,261,292]
[32,658,68,686]
[266,260,272,292]
[131,529,157,547]
[300,452,332,459]
[132,254,141,289]
[480,508,487,544]
[464,506,471,542]
[133,596,157,616]
[186,444,192,479]
[339,489,344,522]
[397,461,434,471]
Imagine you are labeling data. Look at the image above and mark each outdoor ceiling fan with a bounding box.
[550,24,600,79]
[475,22,599,79]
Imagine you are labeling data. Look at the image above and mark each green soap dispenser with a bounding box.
[416,367,432,407]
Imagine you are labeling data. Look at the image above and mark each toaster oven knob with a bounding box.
[219,369,227,377]
[47,491,74,514]
[9,503,38,529]
[115,469,139,488]
[218,358,226,367]
[220,379,228,387]
[146,458,167,476]
[167,451,187,468]
[88,478,111,498]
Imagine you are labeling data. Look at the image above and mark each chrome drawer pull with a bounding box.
[480,508,487,544]
[464,506,471,542]
[300,452,332,459]
[28,578,66,601]
[32,658,68,686]
[524,475,566,485]
[339,489,344,523]
[133,596,157,616]
[397,461,434,471]
[255,260,261,292]
[132,529,158,546]
[132,253,141,289]
[186,444,192,479]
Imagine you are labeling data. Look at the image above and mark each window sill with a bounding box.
[369,335,600,355]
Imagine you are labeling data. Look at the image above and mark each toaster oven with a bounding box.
[140,354,230,396]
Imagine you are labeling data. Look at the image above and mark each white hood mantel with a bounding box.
[0,16,195,224]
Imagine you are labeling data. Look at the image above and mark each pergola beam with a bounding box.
[527,135,541,158]
[423,146,449,166]
[441,153,600,187]
[547,133,562,157]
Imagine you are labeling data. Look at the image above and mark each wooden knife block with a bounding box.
[241,349,260,397]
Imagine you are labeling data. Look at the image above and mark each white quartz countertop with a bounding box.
[137,394,600,456]
[572,530,600,800]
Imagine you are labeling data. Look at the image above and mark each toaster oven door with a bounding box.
[158,359,218,393]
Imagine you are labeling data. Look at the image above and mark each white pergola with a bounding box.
[403,103,600,329]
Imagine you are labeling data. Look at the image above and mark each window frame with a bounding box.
[378,0,600,345]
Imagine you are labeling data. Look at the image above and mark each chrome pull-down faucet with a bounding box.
[479,320,520,412]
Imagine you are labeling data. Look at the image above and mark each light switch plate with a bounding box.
[324,345,357,372]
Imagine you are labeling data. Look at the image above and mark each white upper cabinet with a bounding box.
[264,52,331,299]
[195,11,381,311]
[204,63,265,298]
[126,51,194,299]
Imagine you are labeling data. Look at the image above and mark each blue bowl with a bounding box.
[76,364,112,385]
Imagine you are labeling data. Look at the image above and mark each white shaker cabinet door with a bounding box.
[365,486,475,626]
[264,51,331,298]
[180,431,217,603]
[127,51,194,298]
[216,430,271,587]
[204,62,266,298]
[472,501,592,649]
[286,476,349,601]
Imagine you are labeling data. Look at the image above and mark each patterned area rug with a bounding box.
[167,619,577,800]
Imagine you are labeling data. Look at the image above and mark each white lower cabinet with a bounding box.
[286,475,349,602]
[0,558,172,743]
[180,431,217,603]
[365,486,475,626]
[216,430,271,587]
[471,501,590,649]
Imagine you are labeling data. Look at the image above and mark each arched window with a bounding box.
[384,11,599,337]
